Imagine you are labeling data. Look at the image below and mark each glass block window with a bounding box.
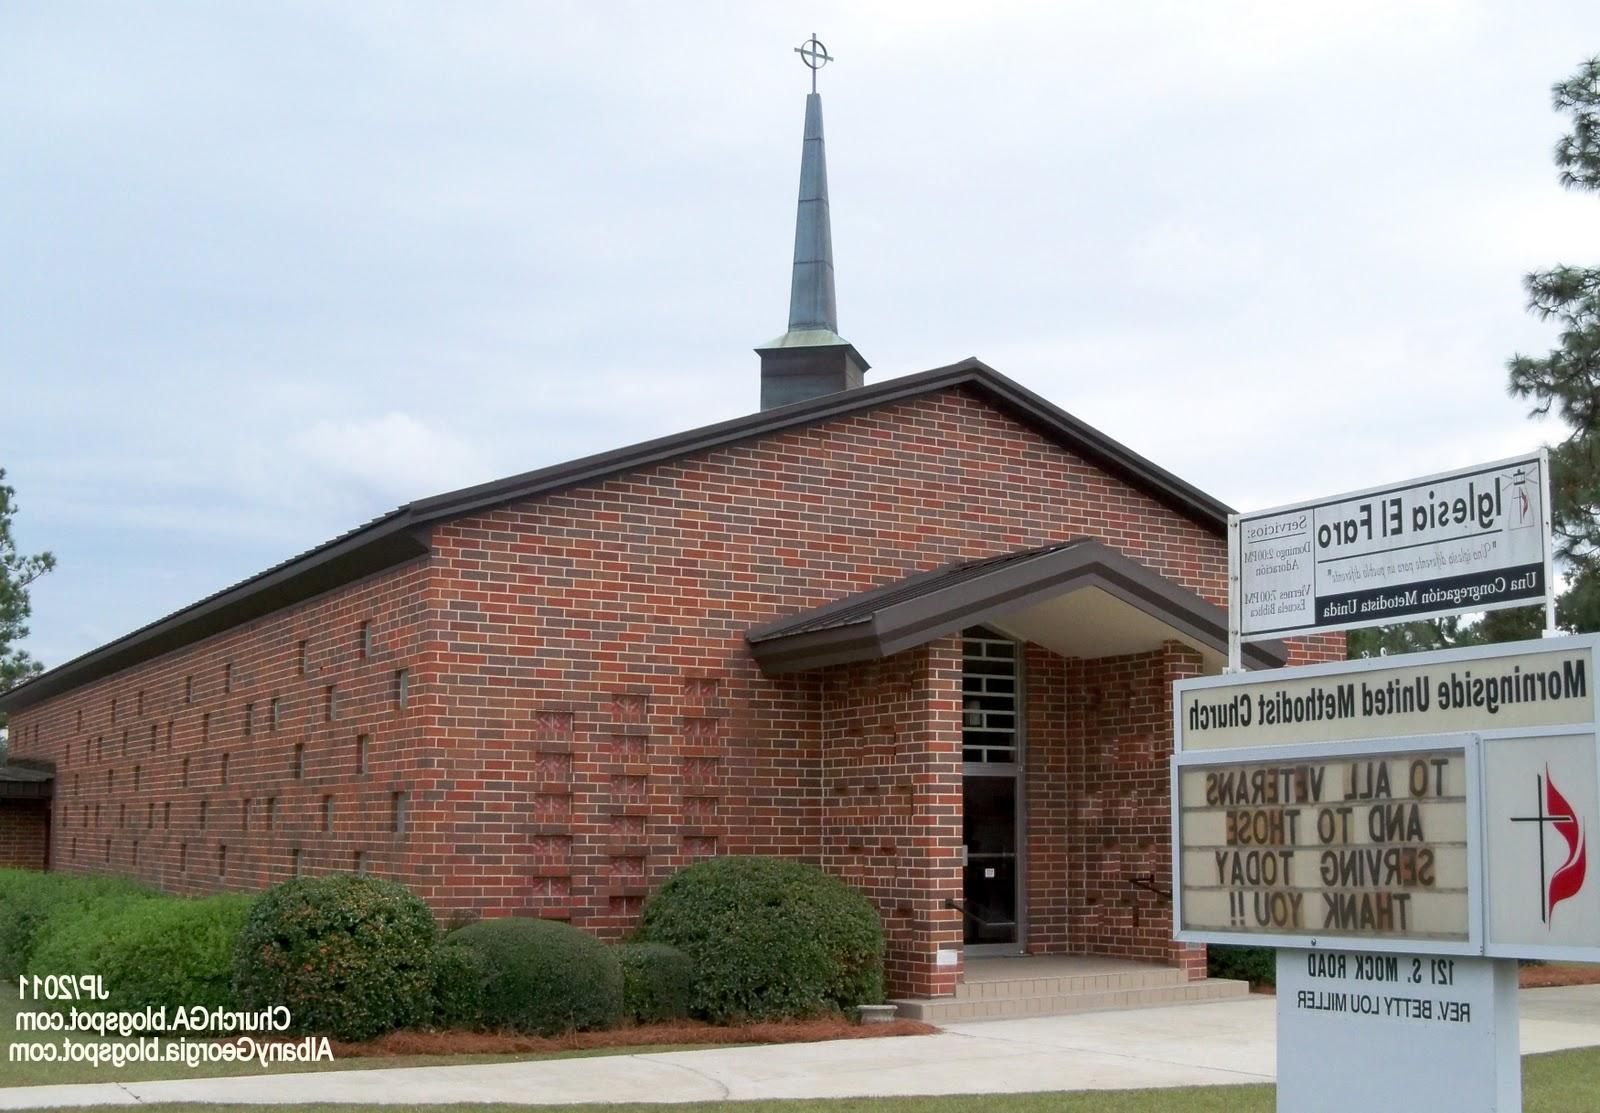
[962,628,1019,764]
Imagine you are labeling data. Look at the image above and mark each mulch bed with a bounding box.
[1520,963,1600,989]
[323,1017,937,1058]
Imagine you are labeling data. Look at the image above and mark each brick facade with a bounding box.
[819,639,966,998]
[7,385,1342,998]
[9,562,433,893]
[0,800,50,871]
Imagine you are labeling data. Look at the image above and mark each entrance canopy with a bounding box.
[746,539,1288,674]
[0,763,53,801]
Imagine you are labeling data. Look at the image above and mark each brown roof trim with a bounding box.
[1,359,1236,714]
[406,359,1234,531]
[0,523,430,714]
[746,539,1288,675]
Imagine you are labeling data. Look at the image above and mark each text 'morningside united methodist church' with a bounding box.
[0,52,1343,1002]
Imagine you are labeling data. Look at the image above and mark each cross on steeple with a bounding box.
[794,34,833,94]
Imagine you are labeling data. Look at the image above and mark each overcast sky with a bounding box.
[6,2,1600,669]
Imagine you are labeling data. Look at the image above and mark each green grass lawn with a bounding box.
[0,979,706,1088]
[10,1059,1600,1113]
[14,1056,1600,1113]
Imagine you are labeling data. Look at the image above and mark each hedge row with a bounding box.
[0,869,155,981]
[0,855,885,1037]
[32,893,252,1013]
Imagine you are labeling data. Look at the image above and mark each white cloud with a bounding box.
[287,412,500,505]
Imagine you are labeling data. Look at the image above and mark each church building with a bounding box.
[0,55,1342,1007]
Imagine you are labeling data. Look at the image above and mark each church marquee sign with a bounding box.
[1172,634,1600,962]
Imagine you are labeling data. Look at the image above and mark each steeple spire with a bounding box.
[757,35,869,411]
[787,91,837,335]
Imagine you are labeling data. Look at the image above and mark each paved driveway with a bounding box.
[3,987,1597,1108]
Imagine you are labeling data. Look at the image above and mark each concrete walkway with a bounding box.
[4,986,1599,1108]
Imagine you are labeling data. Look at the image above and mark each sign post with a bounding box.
[1275,949,1520,1113]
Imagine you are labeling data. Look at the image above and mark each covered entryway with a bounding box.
[748,538,1287,1002]
[0,763,54,871]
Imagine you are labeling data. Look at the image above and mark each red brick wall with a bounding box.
[1025,642,1209,973]
[6,562,435,894]
[414,386,1242,930]
[7,385,1316,991]
[1023,645,1070,955]
[818,639,965,998]
[0,800,50,870]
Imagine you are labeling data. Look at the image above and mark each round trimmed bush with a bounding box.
[429,940,491,1030]
[29,894,251,1018]
[636,856,884,1022]
[617,942,694,1024]
[232,876,438,1040]
[441,917,622,1034]
[0,869,154,981]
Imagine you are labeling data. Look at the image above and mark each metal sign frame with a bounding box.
[1171,733,1486,956]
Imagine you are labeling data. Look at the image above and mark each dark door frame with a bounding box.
[961,627,1026,957]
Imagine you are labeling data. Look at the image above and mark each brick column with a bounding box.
[819,636,964,999]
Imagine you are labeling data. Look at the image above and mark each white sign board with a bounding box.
[1177,635,1595,753]
[1173,735,1482,954]
[1234,452,1551,642]
[1277,949,1520,1113]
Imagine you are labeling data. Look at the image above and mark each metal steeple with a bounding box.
[757,34,869,411]
[787,90,837,334]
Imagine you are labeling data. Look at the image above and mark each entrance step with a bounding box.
[891,958,1250,1023]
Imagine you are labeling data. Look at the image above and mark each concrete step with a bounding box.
[954,965,1188,1000]
[892,977,1249,1023]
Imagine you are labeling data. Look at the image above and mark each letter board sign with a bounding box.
[1173,735,1483,955]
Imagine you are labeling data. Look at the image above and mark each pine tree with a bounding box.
[1507,56,1600,634]
[0,468,56,747]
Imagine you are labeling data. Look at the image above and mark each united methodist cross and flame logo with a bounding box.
[1511,467,1533,525]
[1511,765,1588,925]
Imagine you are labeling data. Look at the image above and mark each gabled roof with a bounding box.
[746,539,1289,674]
[0,359,1236,713]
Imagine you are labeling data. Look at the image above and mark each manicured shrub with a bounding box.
[232,876,438,1040]
[1207,944,1276,987]
[617,942,694,1024]
[636,856,885,1023]
[0,869,154,980]
[441,917,623,1034]
[429,940,491,1030]
[28,894,252,1018]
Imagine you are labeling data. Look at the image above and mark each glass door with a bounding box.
[961,628,1023,953]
